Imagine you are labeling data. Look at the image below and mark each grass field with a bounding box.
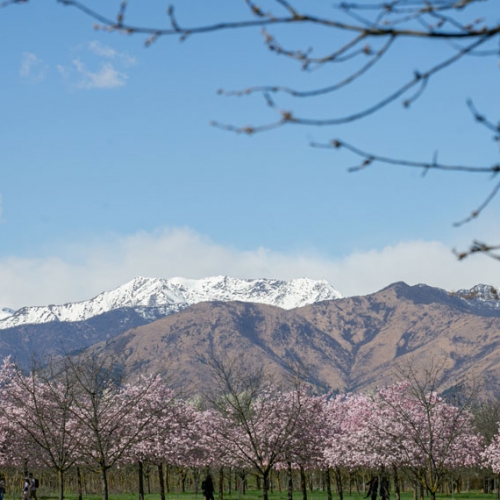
[33,491,498,500]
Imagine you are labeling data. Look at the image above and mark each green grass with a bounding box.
[35,491,496,500]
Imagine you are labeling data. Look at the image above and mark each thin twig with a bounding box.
[312,139,500,174]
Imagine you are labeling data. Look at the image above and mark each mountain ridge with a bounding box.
[88,281,500,398]
[0,276,342,330]
[2,278,500,394]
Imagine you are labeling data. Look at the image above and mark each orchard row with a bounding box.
[1,357,499,500]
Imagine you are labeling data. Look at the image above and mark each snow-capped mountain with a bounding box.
[0,307,15,321]
[453,284,500,310]
[0,276,342,330]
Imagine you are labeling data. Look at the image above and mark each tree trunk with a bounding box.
[335,467,343,500]
[392,467,400,500]
[239,470,246,496]
[287,462,293,500]
[262,471,270,500]
[145,465,151,494]
[138,461,144,500]
[57,469,65,500]
[325,468,332,500]
[299,466,307,500]
[101,466,109,500]
[165,465,170,494]
[158,464,166,500]
[219,468,224,500]
[181,469,187,493]
[77,466,83,500]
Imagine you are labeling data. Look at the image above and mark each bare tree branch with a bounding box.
[57,0,500,40]
[6,0,500,262]
[454,241,500,261]
[312,138,500,174]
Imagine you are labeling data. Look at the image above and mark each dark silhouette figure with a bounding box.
[201,474,214,500]
[22,477,30,500]
[365,476,378,500]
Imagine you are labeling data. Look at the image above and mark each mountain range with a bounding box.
[87,281,500,398]
[0,276,341,365]
[0,276,342,328]
[1,277,500,398]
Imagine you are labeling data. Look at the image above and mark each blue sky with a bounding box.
[1,0,500,309]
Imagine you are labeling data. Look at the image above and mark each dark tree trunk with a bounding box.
[335,468,343,500]
[138,461,144,500]
[158,464,166,500]
[165,465,170,494]
[77,466,83,500]
[287,462,293,500]
[180,468,187,493]
[262,471,270,500]
[219,468,224,500]
[392,467,400,500]
[57,469,65,500]
[193,469,200,495]
[325,468,332,500]
[300,466,307,500]
[101,466,109,500]
[239,470,246,496]
[145,465,151,494]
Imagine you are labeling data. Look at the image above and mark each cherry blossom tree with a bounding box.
[61,355,173,500]
[279,393,329,500]
[209,387,307,500]
[322,378,483,500]
[323,392,381,500]
[373,381,483,500]
[205,358,310,500]
[122,381,178,500]
[129,394,216,500]
[483,432,500,474]
[0,358,82,500]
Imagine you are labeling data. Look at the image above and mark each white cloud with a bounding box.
[71,58,127,89]
[20,52,48,81]
[57,42,136,90]
[87,41,117,59]
[1,227,500,310]
[87,41,137,66]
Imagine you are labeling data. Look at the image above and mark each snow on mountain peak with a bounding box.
[0,308,15,321]
[0,276,342,330]
[453,284,500,309]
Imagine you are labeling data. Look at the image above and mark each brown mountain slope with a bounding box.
[96,301,352,394]
[296,282,500,395]
[90,282,500,397]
